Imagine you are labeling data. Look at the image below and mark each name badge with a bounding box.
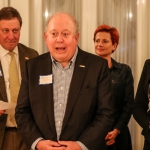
[39,74,53,85]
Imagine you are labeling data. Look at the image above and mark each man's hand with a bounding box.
[0,110,5,116]
[105,129,120,146]
[36,140,82,150]
[36,140,66,150]
[58,141,82,150]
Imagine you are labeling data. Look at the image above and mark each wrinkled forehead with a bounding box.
[50,14,74,26]
[50,12,74,22]
[46,13,77,33]
[0,18,21,28]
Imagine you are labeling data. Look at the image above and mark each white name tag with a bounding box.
[39,74,53,85]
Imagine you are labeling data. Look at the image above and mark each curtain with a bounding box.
[0,0,9,9]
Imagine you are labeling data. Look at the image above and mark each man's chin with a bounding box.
[4,45,17,51]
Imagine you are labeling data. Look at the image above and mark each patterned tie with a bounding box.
[8,51,20,126]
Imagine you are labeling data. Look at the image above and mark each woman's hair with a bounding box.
[93,24,119,46]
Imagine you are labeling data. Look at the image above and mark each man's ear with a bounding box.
[43,31,47,41]
[75,32,79,43]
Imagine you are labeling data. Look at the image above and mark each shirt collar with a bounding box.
[51,47,78,69]
[111,58,121,69]
[0,45,18,58]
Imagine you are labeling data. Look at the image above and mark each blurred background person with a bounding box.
[93,24,134,150]
[133,59,150,150]
[0,6,38,150]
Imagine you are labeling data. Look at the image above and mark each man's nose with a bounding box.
[8,31,15,39]
[56,34,63,42]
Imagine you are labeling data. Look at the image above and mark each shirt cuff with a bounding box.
[76,141,89,150]
[31,137,43,150]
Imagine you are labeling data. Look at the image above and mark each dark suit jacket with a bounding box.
[0,43,38,149]
[133,59,150,143]
[15,47,114,150]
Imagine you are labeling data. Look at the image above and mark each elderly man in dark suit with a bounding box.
[15,12,114,150]
[0,7,38,150]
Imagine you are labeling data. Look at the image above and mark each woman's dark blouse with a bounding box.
[109,58,134,132]
[107,58,134,150]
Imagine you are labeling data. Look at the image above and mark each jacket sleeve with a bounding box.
[78,60,114,150]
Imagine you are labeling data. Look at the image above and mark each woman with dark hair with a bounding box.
[93,24,134,150]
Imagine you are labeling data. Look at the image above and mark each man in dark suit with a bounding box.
[133,60,150,150]
[0,7,38,150]
[15,12,114,150]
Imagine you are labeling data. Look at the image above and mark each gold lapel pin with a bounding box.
[79,65,85,68]
[0,70,2,76]
[25,57,29,60]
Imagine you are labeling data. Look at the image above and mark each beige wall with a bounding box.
[11,0,29,46]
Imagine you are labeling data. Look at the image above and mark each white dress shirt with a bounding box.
[0,45,21,127]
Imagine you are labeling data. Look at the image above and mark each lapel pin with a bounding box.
[0,69,3,76]
[79,65,85,68]
[25,57,29,60]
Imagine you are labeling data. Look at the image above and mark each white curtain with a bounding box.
[0,0,9,9]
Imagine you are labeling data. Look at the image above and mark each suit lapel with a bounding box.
[18,46,29,78]
[0,62,8,101]
[61,49,89,132]
[39,53,57,137]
